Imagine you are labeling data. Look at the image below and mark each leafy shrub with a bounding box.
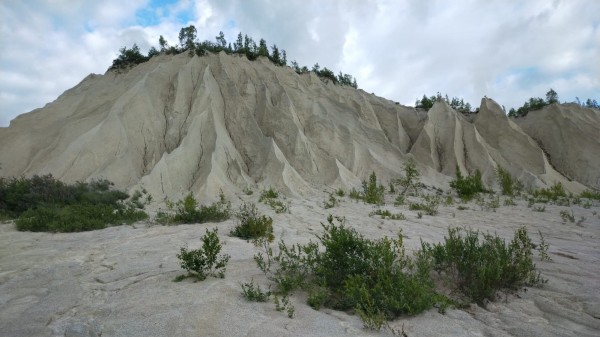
[230,203,274,242]
[349,188,361,201]
[422,227,544,304]
[1,175,146,232]
[532,182,566,201]
[335,189,345,197]
[258,188,290,213]
[450,166,487,200]
[369,209,406,220]
[241,279,270,302]
[159,191,231,225]
[259,188,279,201]
[496,166,522,196]
[177,228,230,281]
[396,158,421,195]
[362,172,385,205]
[323,193,340,209]
[408,195,440,216]
[579,189,600,200]
[394,194,405,206]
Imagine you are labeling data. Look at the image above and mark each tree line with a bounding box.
[109,26,358,89]
[414,88,598,117]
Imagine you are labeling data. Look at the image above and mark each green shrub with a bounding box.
[580,189,600,200]
[408,195,440,216]
[369,209,406,220]
[231,203,274,242]
[423,226,544,304]
[532,182,566,201]
[349,188,361,201]
[258,188,290,213]
[495,166,522,196]
[450,166,487,200]
[259,188,279,202]
[362,172,385,205]
[159,191,231,225]
[396,158,421,195]
[394,194,405,206]
[323,193,340,209]
[177,228,230,281]
[240,279,270,302]
[335,188,345,197]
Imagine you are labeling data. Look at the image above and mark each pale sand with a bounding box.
[1,192,598,337]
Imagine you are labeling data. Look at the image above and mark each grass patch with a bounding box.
[157,191,231,225]
[369,209,406,220]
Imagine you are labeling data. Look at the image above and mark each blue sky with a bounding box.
[1,0,599,126]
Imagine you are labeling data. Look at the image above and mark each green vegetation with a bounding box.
[531,182,566,201]
[408,195,440,216]
[156,191,231,225]
[249,215,546,329]
[230,203,274,242]
[369,209,406,220]
[323,193,340,209]
[422,226,545,305]
[240,279,271,302]
[496,166,523,196]
[449,166,487,201]
[415,93,475,114]
[0,175,147,232]
[109,26,358,89]
[361,172,385,205]
[560,209,575,223]
[395,158,421,195]
[176,228,230,281]
[580,189,600,200]
[259,188,290,213]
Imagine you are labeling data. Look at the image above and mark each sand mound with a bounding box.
[0,52,593,198]
[514,103,600,190]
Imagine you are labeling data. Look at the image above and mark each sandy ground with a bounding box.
[1,192,599,337]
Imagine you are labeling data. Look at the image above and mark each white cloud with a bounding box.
[1,0,599,126]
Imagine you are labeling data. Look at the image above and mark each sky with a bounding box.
[1,0,599,126]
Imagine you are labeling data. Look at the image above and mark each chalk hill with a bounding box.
[0,52,594,198]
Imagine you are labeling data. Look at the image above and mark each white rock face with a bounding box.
[0,52,595,199]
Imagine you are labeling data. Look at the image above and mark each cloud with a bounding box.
[1,0,599,126]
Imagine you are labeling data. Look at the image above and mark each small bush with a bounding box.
[495,166,522,196]
[259,188,290,213]
[504,198,516,206]
[241,279,270,302]
[231,203,274,242]
[369,209,406,220]
[580,189,600,200]
[394,194,405,206]
[323,193,340,209]
[423,226,545,304]
[177,228,230,281]
[362,172,385,205]
[450,166,487,201]
[159,191,231,225]
[408,195,440,216]
[335,188,345,197]
[349,188,361,201]
[560,210,575,223]
[396,158,421,195]
[532,182,566,201]
[259,188,279,202]
[532,205,546,212]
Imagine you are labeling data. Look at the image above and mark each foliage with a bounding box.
[259,188,279,201]
[230,203,274,242]
[240,279,271,302]
[580,189,600,200]
[559,209,575,223]
[415,92,474,114]
[408,195,440,216]
[531,182,566,201]
[160,191,231,224]
[537,231,552,262]
[369,209,406,220]
[323,193,340,209]
[362,172,385,205]
[508,88,559,118]
[109,44,150,71]
[496,166,522,196]
[422,226,545,304]
[349,188,361,201]
[177,228,230,280]
[259,188,289,213]
[0,175,147,232]
[450,166,487,201]
[335,188,345,197]
[396,158,421,195]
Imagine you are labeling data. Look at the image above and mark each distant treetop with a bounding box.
[109,26,358,89]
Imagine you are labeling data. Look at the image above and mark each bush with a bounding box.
[159,191,231,225]
[450,166,487,200]
[532,182,566,201]
[241,279,271,302]
[496,166,522,196]
[259,188,279,201]
[396,158,421,195]
[258,188,290,213]
[323,193,340,209]
[177,228,230,280]
[422,226,544,304]
[362,172,385,205]
[348,188,361,201]
[580,189,600,200]
[231,203,274,242]
[408,195,440,216]
[1,175,146,232]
